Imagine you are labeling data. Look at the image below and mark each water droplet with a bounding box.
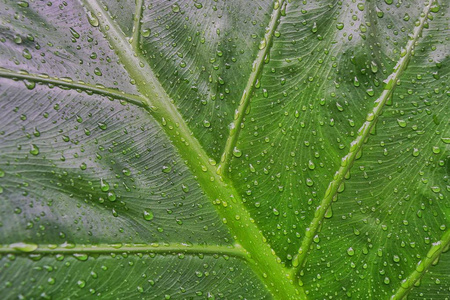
[29,144,39,156]
[232,147,242,158]
[24,80,36,90]
[430,2,441,13]
[100,179,110,192]
[94,67,102,76]
[69,27,80,39]
[107,191,116,202]
[311,22,318,33]
[142,28,151,37]
[324,207,333,219]
[370,61,378,73]
[22,49,32,59]
[77,280,86,288]
[376,7,384,18]
[347,247,355,256]
[397,119,407,128]
[98,122,107,130]
[143,209,154,221]
[10,242,37,252]
[172,4,180,13]
[181,184,189,193]
[87,10,99,27]
[259,38,267,50]
[366,88,374,96]
[73,253,88,261]
[17,1,29,7]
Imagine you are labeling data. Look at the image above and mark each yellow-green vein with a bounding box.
[391,229,450,299]
[0,68,147,108]
[0,242,249,260]
[130,0,144,51]
[80,1,305,298]
[218,0,286,175]
[291,0,434,277]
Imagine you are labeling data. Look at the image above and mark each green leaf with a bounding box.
[0,0,448,299]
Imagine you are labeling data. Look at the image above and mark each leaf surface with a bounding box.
[0,0,448,299]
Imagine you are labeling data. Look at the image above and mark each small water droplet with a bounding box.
[10,242,37,252]
[73,253,88,261]
[259,38,267,50]
[100,179,110,192]
[143,209,154,221]
[17,1,29,7]
[172,4,180,13]
[397,119,407,128]
[69,27,80,39]
[232,147,242,158]
[347,247,355,256]
[87,10,99,27]
[181,184,189,193]
[29,144,39,156]
[107,191,116,202]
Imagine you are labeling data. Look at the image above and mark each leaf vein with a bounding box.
[0,68,147,109]
[218,0,286,174]
[291,0,434,277]
[1,243,249,260]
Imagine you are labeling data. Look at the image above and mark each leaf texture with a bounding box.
[0,0,448,299]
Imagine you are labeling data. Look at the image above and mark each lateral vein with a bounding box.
[291,1,433,277]
[391,229,450,300]
[218,0,286,174]
[131,0,144,51]
[0,68,147,108]
[0,242,249,260]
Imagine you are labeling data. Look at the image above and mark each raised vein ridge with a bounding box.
[80,1,304,298]
[218,0,286,174]
[0,68,147,108]
[0,242,249,259]
[391,229,450,300]
[291,0,434,277]
[130,0,144,51]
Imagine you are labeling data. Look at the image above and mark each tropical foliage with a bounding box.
[0,0,448,299]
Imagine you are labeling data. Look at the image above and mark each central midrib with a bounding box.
[80,0,305,299]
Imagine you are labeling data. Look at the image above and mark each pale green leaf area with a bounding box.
[0,0,448,299]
